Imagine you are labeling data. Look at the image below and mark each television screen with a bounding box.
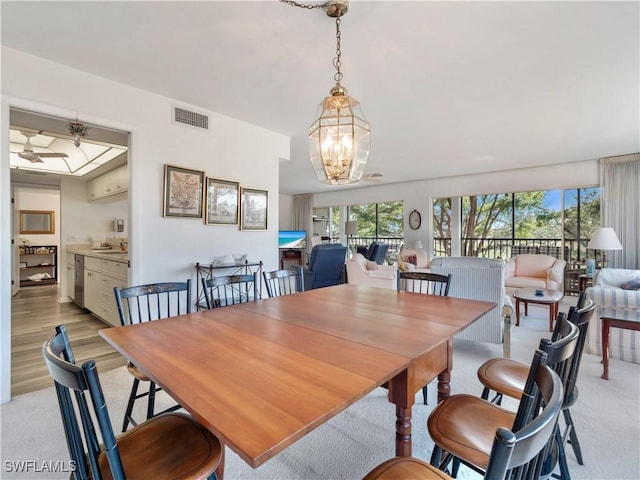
[278,230,307,249]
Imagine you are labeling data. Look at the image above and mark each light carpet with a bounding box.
[1,303,639,480]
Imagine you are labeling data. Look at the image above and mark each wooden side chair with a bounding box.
[202,273,258,308]
[364,353,564,480]
[397,271,452,403]
[428,318,578,478]
[43,324,224,480]
[114,280,191,432]
[263,268,304,297]
[398,271,451,296]
[476,293,595,479]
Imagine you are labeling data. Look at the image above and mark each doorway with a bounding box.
[7,107,130,397]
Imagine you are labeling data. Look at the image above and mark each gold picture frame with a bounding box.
[240,188,268,231]
[205,177,239,225]
[163,164,204,218]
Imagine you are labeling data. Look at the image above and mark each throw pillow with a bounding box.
[405,254,418,266]
[620,278,640,290]
[365,260,378,271]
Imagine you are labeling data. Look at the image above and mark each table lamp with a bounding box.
[587,227,622,273]
[345,221,358,256]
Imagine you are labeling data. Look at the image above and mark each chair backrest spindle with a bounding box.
[114,280,191,326]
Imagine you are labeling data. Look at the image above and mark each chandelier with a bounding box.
[282,0,371,185]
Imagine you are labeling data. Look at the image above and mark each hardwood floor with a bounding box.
[11,284,126,396]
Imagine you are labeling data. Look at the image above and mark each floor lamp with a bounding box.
[587,227,623,274]
[345,221,358,258]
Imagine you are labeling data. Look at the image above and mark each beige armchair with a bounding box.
[345,253,398,290]
[397,248,431,272]
[504,254,566,296]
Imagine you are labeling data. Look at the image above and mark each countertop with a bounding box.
[67,245,128,263]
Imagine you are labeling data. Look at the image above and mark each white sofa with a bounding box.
[585,268,640,363]
[431,257,513,357]
[397,248,431,272]
[345,253,398,290]
[504,254,566,296]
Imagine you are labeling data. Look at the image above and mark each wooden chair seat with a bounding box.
[127,361,151,381]
[427,394,516,470]
[476,357,527,400]
[363,457,452,480]
[98,413,223,479]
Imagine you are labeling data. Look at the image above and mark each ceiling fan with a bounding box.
[13,132,68,163]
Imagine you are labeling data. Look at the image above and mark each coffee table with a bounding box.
[600,307,640,380]
[514,288,563,331]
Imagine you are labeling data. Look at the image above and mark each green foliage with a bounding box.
[348,201,403,238]
[434,188,600,258]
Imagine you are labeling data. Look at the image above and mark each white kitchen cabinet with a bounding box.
[84,266,102,315]
[87,164,128,201]
[66,252,75,300]
[83,256,128,326]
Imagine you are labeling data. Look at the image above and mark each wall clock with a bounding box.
[409,209,421,230]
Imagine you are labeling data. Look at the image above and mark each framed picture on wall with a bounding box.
[205,178,239,225]
[240,188,268,231]
[163,164,204,218]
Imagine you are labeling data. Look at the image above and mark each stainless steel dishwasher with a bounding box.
[74,254,85,308]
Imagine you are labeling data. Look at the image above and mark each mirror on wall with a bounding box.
[19,210,54,234]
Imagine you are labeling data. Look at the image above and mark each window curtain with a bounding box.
[292,194,313,254]
[600,153,640,269]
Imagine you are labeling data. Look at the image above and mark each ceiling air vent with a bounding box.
[173,106,209,130]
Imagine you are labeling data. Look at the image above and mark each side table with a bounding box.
[578,274,594,292]
[513,288,563,332]
[600,307,640,380]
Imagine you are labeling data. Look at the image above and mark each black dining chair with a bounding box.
[114,280,191,431]
[428,315,578,478]
[397,271,452,296]
[397,271,452,404]
[477,293,596,479]
[43,324,224,480]
[263,268,304,297]
[201,273,258,308]
[363,353,563,480]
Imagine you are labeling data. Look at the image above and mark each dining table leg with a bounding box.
[388,369,413,457]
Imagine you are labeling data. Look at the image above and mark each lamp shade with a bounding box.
[588,228,623,250]
[414,240,424,250]
[345,221,358,236]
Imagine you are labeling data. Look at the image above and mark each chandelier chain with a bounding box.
[279,0,330,10]
[333,17,343,84]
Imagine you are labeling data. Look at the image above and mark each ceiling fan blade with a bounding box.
[34,152,69,158]
[18,152,44,163]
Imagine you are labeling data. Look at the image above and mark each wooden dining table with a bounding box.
[100,284,495,469]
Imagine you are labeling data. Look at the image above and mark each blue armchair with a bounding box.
[356,242,389,265]
[300,244,347,290]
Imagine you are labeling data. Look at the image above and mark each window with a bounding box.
[434,187,600,262]
[323,201,404,253]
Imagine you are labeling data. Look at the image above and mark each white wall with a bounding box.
[14,186,60,247]
[0,47,289,403]
[278,194,292,229]
[311,160,600,251]
[14,186,61,296]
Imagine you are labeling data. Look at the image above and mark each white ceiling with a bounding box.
[9,128,128,177]
[2,1,638,195]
